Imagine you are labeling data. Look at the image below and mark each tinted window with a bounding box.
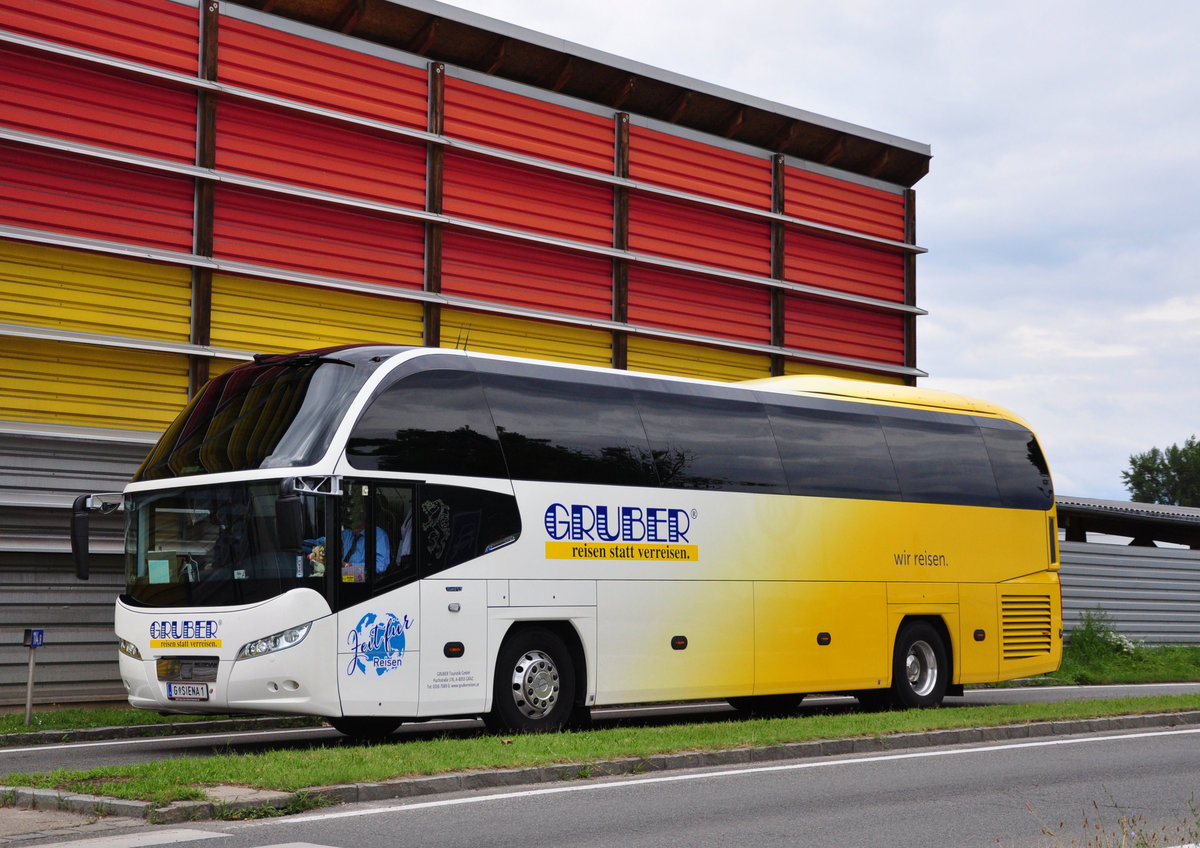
[881,416,1001,507]
[347,368,508,479]
[981,424,1054,510]
[636,388,788,493]
[138,348,388,481]
[480,372,657,487]
[420,484,522,575]
[766,404,901,500]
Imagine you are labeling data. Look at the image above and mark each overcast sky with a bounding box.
[445,0,1199,500]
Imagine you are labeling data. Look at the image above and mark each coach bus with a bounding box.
[71,345,1061,736]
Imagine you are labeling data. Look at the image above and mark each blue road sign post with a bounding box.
[22,629,44,726]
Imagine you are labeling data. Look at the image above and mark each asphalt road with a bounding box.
[2,682,1198,777]
[16,719,1200,848]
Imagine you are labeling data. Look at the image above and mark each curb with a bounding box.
[4,709,1200,823]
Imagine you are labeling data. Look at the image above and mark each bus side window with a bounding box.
[419,485,521,577]
[371,485,416,592]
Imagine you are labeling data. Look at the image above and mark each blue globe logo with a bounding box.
[348,611,408,676]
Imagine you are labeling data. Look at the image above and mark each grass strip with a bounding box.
[5,695,1200,808]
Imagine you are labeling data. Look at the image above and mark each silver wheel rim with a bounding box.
[905,639,938,697]
[510,649,560,720]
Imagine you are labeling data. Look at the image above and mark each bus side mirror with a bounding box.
[276,479,303,553]
[70,494,91,581]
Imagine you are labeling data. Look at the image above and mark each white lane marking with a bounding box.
[31,827,226,848]
[0,726,334,755]
[275,725,1200,824]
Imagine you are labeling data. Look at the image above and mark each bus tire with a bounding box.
[327,716,400,738]
[486,627,576,733]
[890,620,948,709]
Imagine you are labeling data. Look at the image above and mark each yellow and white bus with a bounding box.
[72,345,1061,736]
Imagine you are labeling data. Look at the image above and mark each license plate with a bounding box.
[166,682,209,701]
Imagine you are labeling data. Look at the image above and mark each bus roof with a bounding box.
[741,374,1028,423]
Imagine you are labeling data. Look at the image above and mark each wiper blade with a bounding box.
[252,353,355,368]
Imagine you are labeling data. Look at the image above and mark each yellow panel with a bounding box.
[441,309,611,367]
[782,358,906,385]
[626,336,770,382]
[0,337,188,431]
[754,582,888,693]
[210,275,424,354]
[0,240,191,342]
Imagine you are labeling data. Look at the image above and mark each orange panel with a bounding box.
[441,231,612,320]
[629,195,770,276]
[785,166,906,240]
[784,295,905,365]
[212,186,425,289]
[216,100,426,209]
[218,16,427,128]
[0,0,198,73]
[784,230,905,303]
[0,47,196,163]
[627,266,770,344]
[629,125,771,209]
[0,143,194,251]
[443,152,613,246]
[443,77,614,173]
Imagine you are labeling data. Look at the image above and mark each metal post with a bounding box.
[24,646,36,726]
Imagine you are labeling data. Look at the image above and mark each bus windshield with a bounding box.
[136,346,400,482]
[124,481,327,608]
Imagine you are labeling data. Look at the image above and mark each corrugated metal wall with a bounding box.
[0,0,928,704]
[1060,541,1200,645]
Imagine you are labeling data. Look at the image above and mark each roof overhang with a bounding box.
[230,0,932,187]
[1057,496,1200,549]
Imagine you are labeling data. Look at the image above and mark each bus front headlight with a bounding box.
[236,622,312,660]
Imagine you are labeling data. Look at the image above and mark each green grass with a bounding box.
[5,695,1200,807]
[1055,609,1200,685]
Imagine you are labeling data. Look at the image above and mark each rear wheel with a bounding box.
[485,627,576,733]
[327,716,400,738]
[890,621,948,709]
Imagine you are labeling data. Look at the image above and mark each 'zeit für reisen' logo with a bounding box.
[543,503,698,562]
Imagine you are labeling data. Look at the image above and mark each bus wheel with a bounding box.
[891,621,948,709]
[487,628,576,733]
[327,716,400,738]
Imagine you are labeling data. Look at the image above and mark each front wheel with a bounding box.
[890,621,948,709]
[485,627,576,733]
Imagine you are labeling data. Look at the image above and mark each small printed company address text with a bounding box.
[545,542,698,561]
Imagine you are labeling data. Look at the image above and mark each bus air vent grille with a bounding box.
[1000,594,1053,659]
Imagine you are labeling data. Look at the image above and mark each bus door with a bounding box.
[335,481,422,718]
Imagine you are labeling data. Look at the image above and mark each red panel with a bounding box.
[629,195,770,276]
[784,230,905,303]
[0,143,193,251]
[212,187,424,289]
[0,47,196,163]
[785,166,905,240]
[443,152,612,247]
[0,0,198,73]
[441,231,612,319]
[216,100,426,209]
[443,78,614,173]
[784,295,905,365]
[628,266,770,344]
[218,17,427,128]
[629,125,771,209]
